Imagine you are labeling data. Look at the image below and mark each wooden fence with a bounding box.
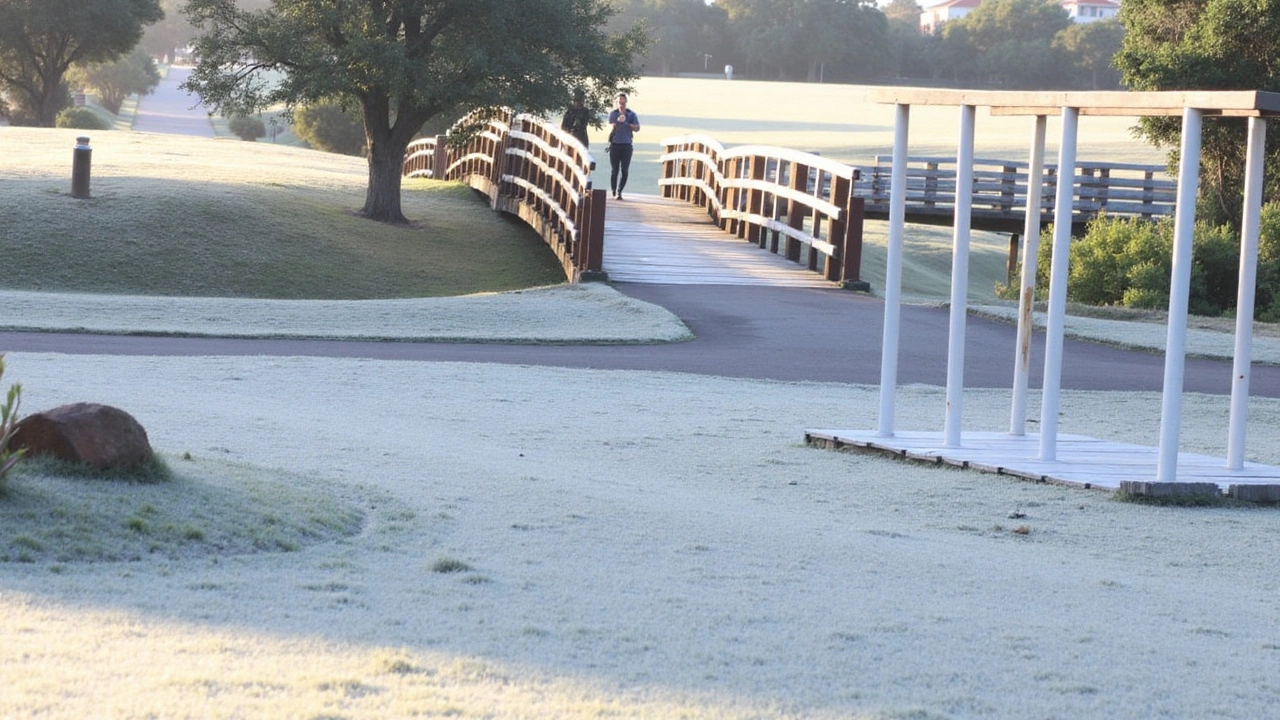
[858,155,1177,231]
[403,109,606,282]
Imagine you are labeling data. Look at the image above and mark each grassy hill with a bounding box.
[0,128,565,299]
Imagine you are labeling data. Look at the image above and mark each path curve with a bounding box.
[131,66,214,137]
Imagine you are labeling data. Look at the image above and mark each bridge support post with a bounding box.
[433,135,448,179]
[838,197,868,291]
[577,187,609,281]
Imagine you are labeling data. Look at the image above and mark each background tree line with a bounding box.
[601,0,1124,89]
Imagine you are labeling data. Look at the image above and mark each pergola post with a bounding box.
[944,104,976,448]
[877,103,911,438]
[1038,106,1079,462]
[1010,115,1048,436]
[1227,116,1267,469]
[1156,108,1203,483]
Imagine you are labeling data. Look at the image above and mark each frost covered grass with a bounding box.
[0,128,565,299]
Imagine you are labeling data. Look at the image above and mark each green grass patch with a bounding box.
[16,453,172,483]
[1111,490,1245,508]
[0,455,365,564]
[429,556,473,574]
[0,128,566,299]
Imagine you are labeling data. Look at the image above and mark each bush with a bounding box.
[0,355,25,486]
[55,106,110,130]
[228,115,266,141]
[1017,213,1257,318]
[293,102,366,155]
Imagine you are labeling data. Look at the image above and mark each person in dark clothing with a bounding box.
[560,89,591,147]
[607,92,639,200]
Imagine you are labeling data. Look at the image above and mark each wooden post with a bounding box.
[1000,164,1017,212]
[579,187,609,278]
[433,134,449,180]
[1006,233,1020,289]
[786,161,808,261]
[746,156,767,245]
[840,196,867,289]
[661,141,675,199]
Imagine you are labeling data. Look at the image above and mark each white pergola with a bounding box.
[809,89,1280,494]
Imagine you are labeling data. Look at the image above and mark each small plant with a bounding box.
[228,115,267,141]
[55,106,110,130]
[429,556,472,574]
[0,354,25,486]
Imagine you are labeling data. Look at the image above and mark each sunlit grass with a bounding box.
[0,128,565,299]
[0,456,363,563]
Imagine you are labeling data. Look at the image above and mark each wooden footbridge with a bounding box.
[402,108,1175,290]
[404,90,1280,495]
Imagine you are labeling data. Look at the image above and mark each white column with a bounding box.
[1156,108,1203,483]
[1038,106,1079,461]
[1011,115,1048,436]
[877,103,910,437]
[1228,117,1266,469]
[944,105,976,448]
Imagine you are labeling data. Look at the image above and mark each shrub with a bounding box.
[55,106,109,130]
[0,355,25,486]
[293,102,366,156]
[1015,213,1256,318]
[228,115,266,141]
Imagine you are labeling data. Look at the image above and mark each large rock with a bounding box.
[13,403,153,470]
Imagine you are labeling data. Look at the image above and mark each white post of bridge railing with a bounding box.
[877,103,911,437]
[1010,115,1047,436]
[943,104,976,448]
[1228,117,1267,470]
[1038,106,1079,462]
[1156,107,1203,483]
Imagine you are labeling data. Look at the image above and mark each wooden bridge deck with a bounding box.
[600,194,834,287]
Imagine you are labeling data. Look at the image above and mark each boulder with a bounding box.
[13,403,153,470]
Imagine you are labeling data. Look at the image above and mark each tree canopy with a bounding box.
[0,0,163,126]
[1115,0,1280,221]
[183,0,644,223]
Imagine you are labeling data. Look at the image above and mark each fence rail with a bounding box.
[857,155,1177,229]
[403,109,606,282]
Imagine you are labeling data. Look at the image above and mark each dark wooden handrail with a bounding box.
[403,109,606,282]
[857,155,1177,227]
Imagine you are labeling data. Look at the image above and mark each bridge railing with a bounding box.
[403,109,606,281]
[859,156,1177,226]
[660,134,867,288]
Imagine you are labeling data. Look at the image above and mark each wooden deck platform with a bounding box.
[601,194,834,287]
[805,429,1280,495]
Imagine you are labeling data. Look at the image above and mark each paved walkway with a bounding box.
[601,195,833,287]
[132,66,214,137]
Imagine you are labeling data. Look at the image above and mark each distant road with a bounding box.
[132,66,213,137]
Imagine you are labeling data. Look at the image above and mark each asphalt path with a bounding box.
[5,283,1277,397]
[131,66,214,137]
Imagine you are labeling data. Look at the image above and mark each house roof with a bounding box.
[1061,0,1121,8]
[923,0,983,10]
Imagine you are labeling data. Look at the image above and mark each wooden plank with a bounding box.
[805,429,1280,491]
[602,195,833,287]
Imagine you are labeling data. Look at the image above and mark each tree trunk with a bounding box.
[361,135,410,223]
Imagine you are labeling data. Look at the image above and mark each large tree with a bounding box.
[182,0,644,224]
[0,0,163,126]
[1115,0,1280,223]
[70,46,162,114]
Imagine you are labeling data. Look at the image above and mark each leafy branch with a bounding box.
[0,354,25,484]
